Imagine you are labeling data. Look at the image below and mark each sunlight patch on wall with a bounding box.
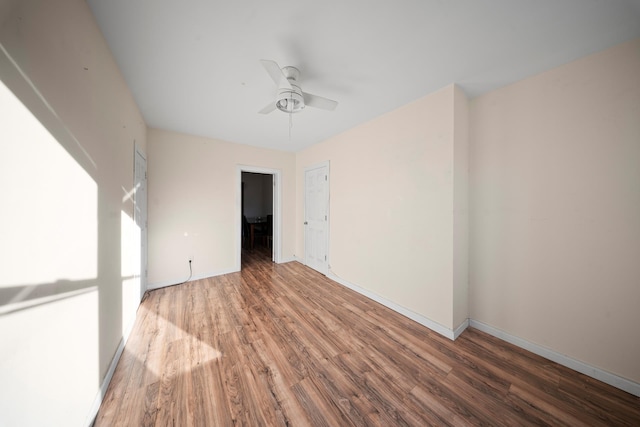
[121,209,141,334]
[0,80,97,289]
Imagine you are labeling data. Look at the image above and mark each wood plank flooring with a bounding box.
[95,247,640,426]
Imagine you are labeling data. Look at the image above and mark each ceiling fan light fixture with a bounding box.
[276,90,304,113]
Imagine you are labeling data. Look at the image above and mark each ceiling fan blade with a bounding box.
[303,92,338,111]
[258,101,277,114]
[260,59,292,89]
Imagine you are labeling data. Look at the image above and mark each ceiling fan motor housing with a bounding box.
[259,60,337,114]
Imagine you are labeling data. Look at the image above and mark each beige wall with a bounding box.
[0,0,146,425]
[296,84,468,332]
[147,129,295,286]
[469,38,640,383]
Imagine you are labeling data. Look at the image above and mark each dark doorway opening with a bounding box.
[241,172,273,265]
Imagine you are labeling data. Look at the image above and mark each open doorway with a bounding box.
[242,171,272,259]
[236,166,281,270]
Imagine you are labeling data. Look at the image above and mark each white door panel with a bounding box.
[304,163,328,274]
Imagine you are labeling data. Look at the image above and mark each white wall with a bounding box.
[296,84,468,333]
[0,0,147,425]
[147,129,295,287]
[469,38,640,384]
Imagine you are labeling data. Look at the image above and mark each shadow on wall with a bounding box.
[0,280,98,316]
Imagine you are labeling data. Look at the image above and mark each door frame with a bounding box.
[304,160,330,275]
[236,165,281,269]
[134,145,147,297]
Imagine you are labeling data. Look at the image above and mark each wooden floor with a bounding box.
[95,246,640,426]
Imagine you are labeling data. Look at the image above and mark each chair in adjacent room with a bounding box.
[266,214,273,248]
[242,215,250,249]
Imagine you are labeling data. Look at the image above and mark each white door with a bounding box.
[134,149,148,297]
[304,162,329,275]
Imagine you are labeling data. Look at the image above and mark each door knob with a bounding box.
[304,221,308,225]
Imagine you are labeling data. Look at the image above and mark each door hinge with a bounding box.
[325,255,327,261]
[325,175,327,181]
[325,215,327,220]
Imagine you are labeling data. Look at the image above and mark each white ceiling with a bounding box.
[87,0,640,152]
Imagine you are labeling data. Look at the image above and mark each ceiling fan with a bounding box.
[258,59,338,114]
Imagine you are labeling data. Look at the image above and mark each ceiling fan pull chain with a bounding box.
[289,112,293,143]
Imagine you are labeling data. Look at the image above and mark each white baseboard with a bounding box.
[84,314,137,426]
[147,258,303,290]
[325,272,639,397]
[469,319,640,397]
[327,271,466,340]
[146,268,238,291]
[452,318,470,339]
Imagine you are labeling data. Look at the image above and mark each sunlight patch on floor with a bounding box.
[131,305,222,379]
